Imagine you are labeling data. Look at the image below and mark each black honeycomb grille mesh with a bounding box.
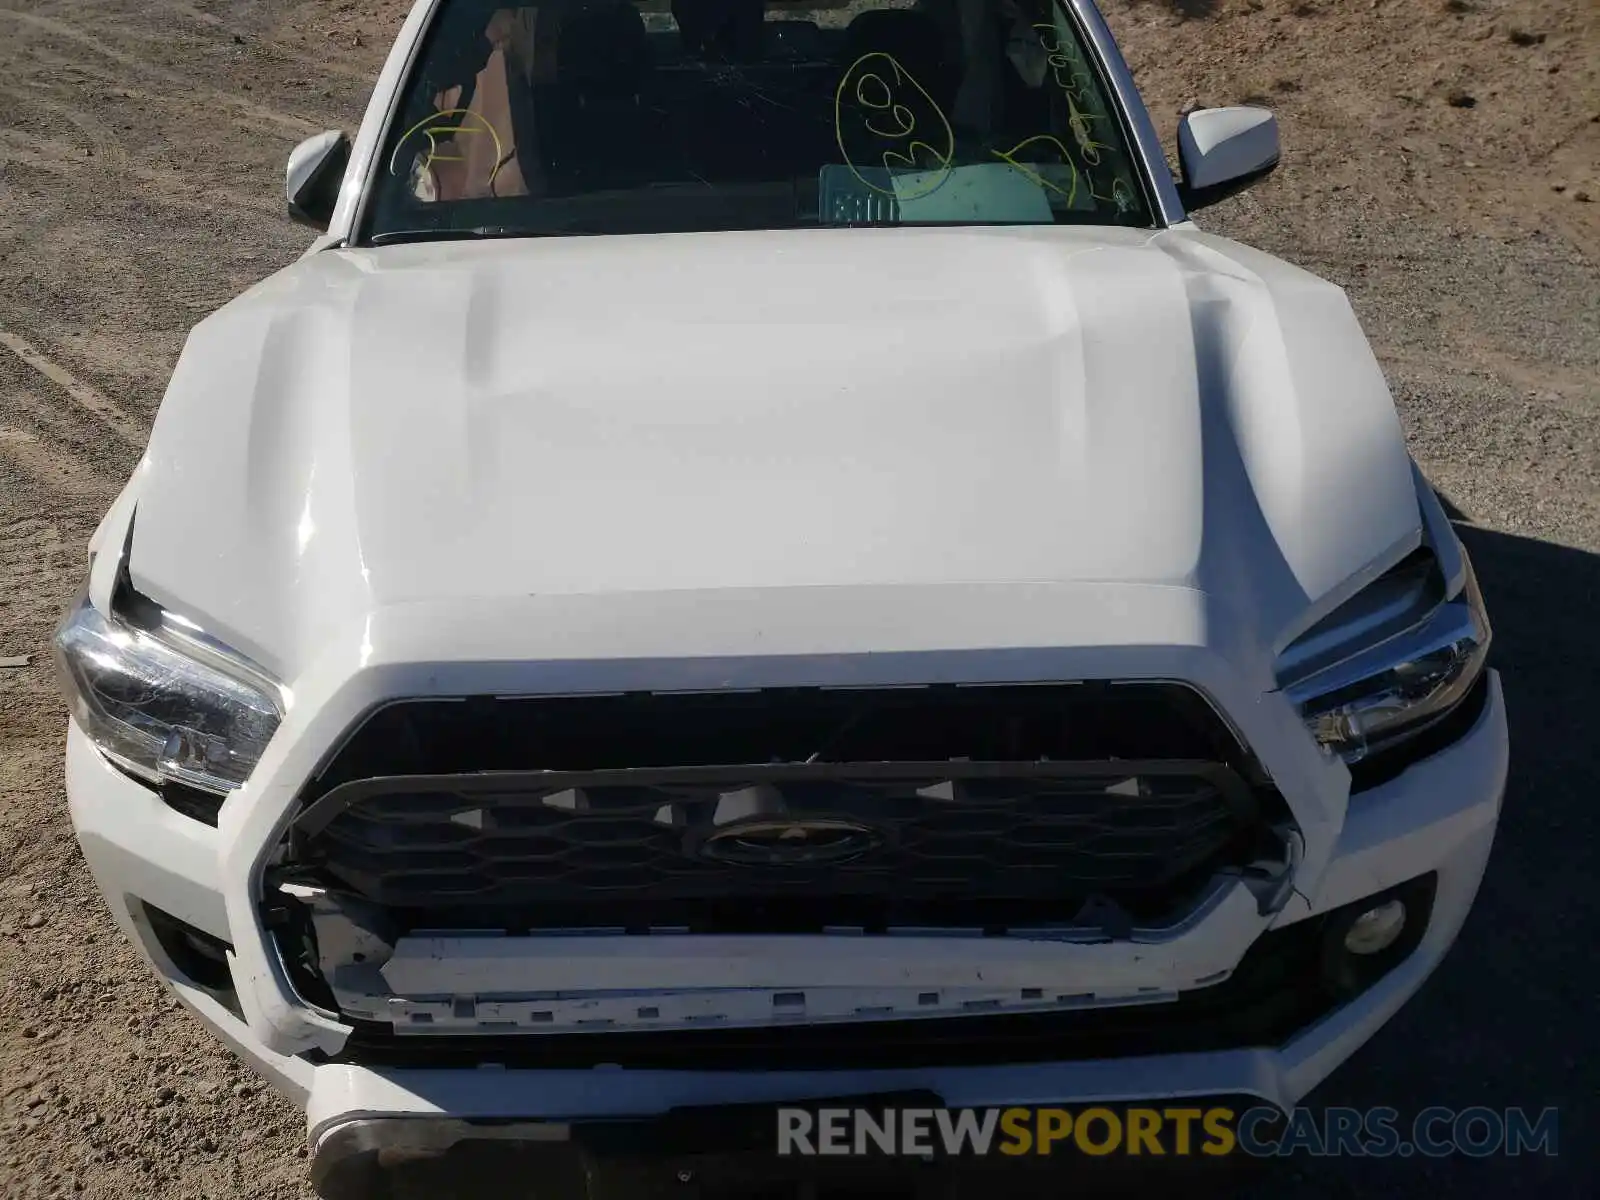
[298,764,1255,925]
[292,684,1266,929]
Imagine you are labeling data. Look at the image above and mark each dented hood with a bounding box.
[129,225,1420,679]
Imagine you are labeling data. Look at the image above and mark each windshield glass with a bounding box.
[362,0,1153,242]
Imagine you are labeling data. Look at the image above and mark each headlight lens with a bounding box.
[53,589,284,793]
[1282,548,1491,763]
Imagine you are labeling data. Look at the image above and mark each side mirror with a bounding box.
[286,130,352,231]
[1176,107,1280,212]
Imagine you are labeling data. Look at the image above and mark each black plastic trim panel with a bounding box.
[141,903,241,1019]
[302,682,1272,802]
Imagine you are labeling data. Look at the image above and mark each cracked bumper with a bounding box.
[66,669,1506,1154]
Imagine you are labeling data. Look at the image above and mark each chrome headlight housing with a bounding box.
[1278,543,1491,764]
[53,584,285,794]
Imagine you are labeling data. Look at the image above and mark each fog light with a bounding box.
[1343,899,1407,956]
[1318,875,1435,1003]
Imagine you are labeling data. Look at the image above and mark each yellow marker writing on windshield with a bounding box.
[1031,25,1116,169]
[835,53,955,200]
[388,107,508,193]
[989,134,1082,206]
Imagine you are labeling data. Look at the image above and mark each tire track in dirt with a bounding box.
[0,361,139,487]
[146,0,376,83]
[0,86,131,176]
[4,45,330,176]
[0,428,108,498]
[0,327,145,447]
[0,130,278,217]
[0,514,81,661]
[11,43,345,159]
[0,7,323,137]
[159,0,225,29]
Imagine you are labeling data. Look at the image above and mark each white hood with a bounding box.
[129,225,1420,680]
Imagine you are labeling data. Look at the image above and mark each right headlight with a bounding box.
[52,585,285,795]
[1278,546,1491,764]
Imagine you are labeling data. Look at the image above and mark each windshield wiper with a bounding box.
[366,225,533,246]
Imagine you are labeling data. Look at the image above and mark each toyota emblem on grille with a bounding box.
[695,817,885,867]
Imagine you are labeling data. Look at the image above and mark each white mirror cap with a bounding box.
[1179,106,1280,191]
[286,130,345,202]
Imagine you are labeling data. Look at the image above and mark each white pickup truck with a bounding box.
[53,0,1506,1194]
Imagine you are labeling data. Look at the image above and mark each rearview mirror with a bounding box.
[286,130,352,231]
[1176,107,1280,212]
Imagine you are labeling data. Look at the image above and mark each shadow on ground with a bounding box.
[1225,514,1598,1197]
[327,516,1595,1200]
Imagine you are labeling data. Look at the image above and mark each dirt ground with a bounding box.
[0,0,1595,1196]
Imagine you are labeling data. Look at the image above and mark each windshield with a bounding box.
[361,0,1153,243]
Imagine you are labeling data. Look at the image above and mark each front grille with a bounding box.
[294,762,1257,926]
[289,683,1273,930]
[303,683,1264,796]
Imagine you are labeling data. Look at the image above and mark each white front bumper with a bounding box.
[67,663,1507,1138]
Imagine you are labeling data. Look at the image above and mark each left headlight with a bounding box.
[53,588,284,794]
[1279,546,1491,764]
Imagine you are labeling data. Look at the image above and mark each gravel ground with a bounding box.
[0,1,1595,1197]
